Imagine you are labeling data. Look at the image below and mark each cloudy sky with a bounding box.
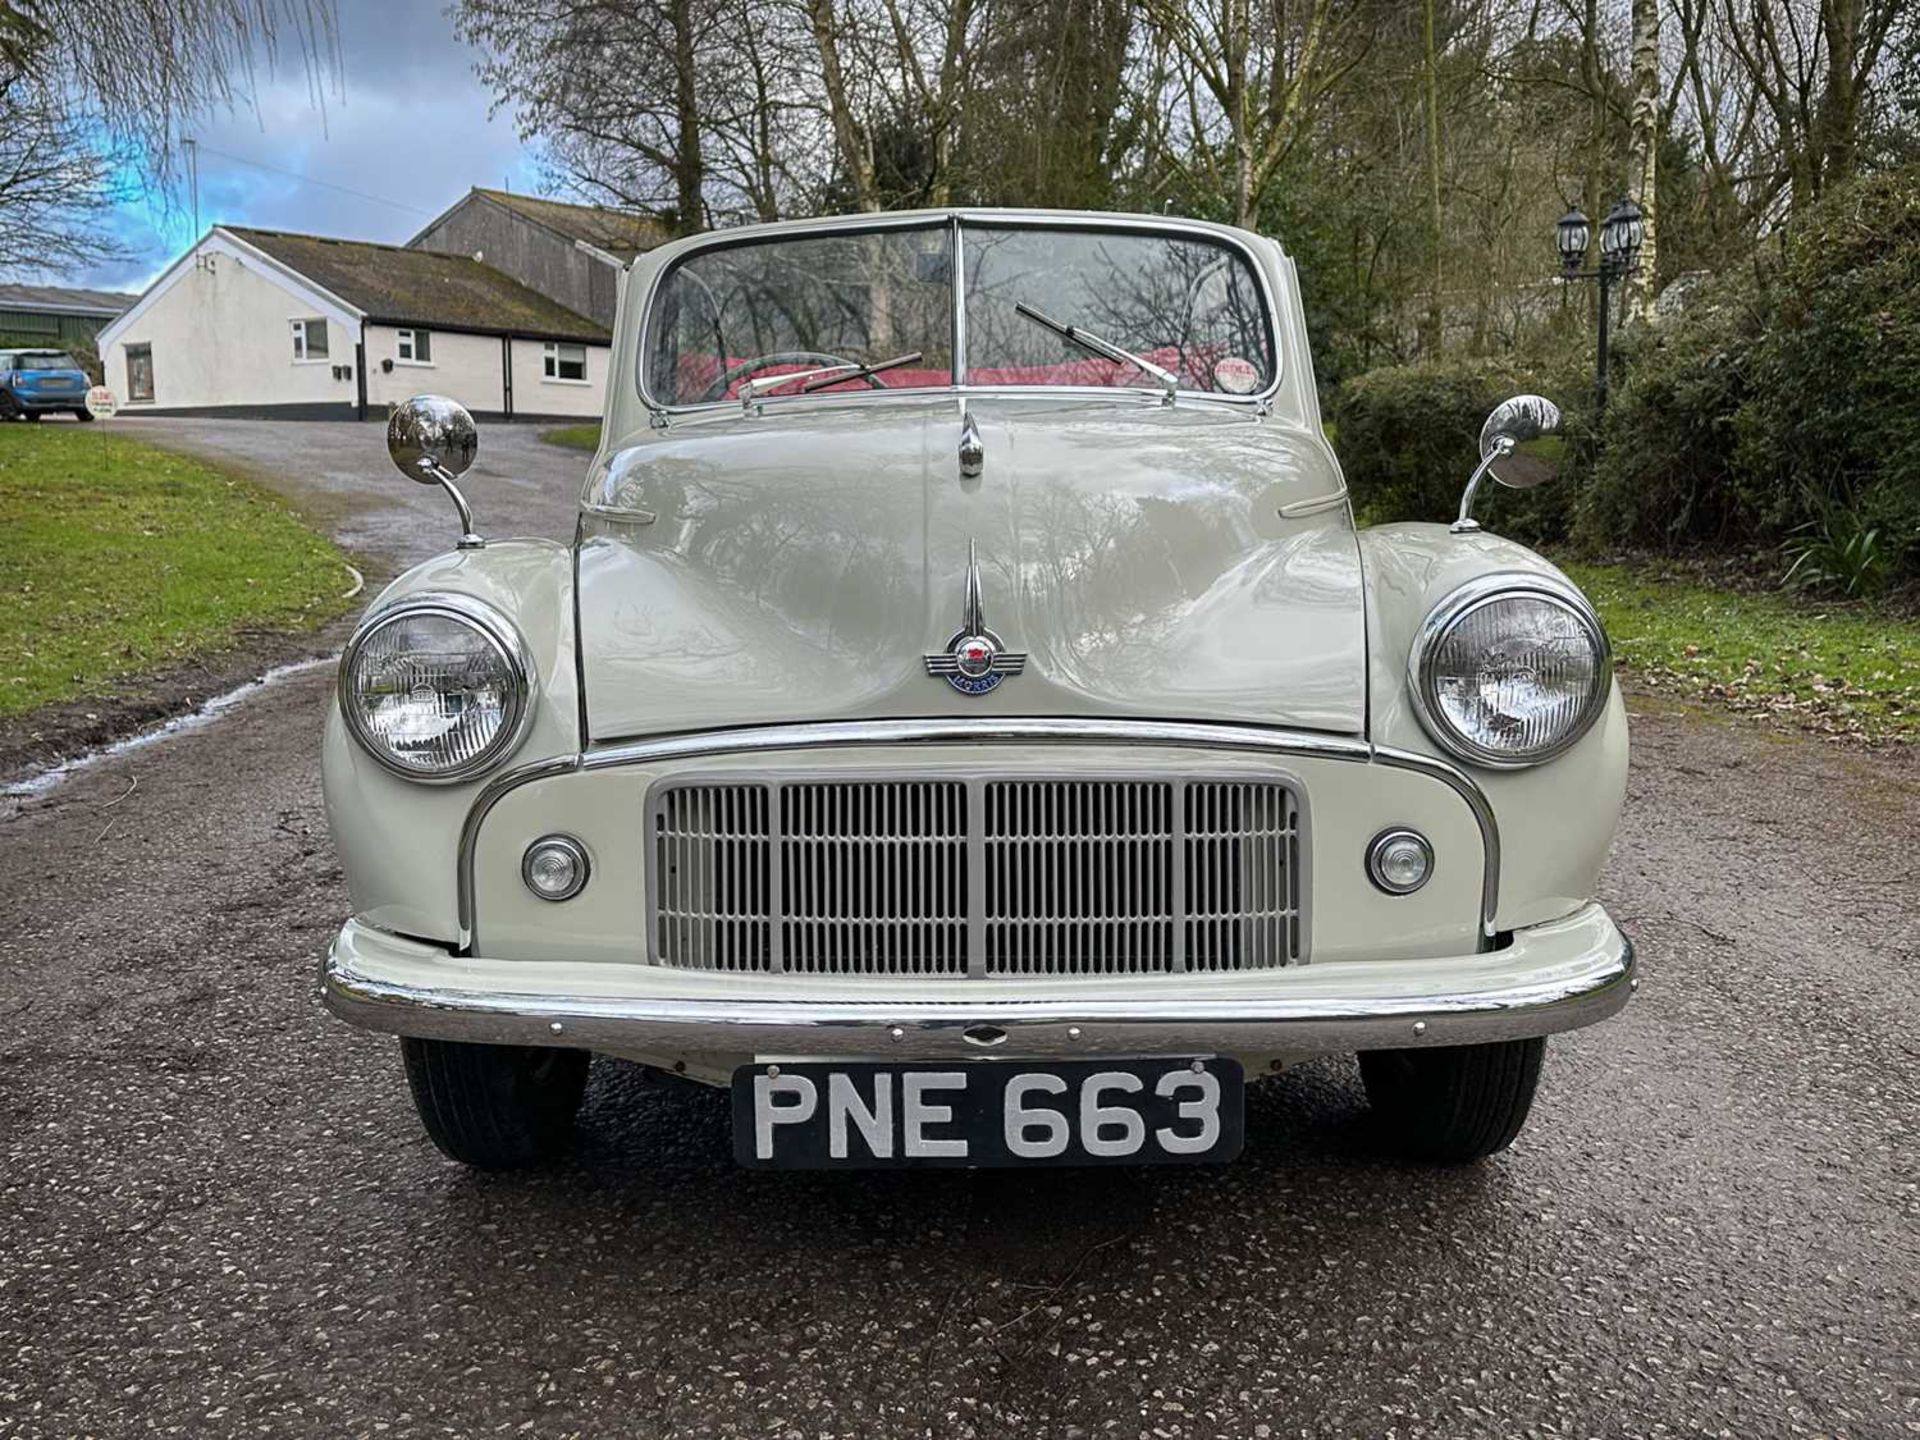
[81,0,541,292]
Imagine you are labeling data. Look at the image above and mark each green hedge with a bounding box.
[1577,165,1920,586]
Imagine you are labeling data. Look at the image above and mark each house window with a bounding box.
[544,342,587,382]
[397,328,432,364]
[126,344,155,403]
[292,318,329,361]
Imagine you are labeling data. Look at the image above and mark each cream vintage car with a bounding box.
[322,210,1633,1172]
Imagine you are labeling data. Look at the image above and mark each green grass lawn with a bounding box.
[0,425,353,717]
[541,422,601,451]
[1565,561,1920,743]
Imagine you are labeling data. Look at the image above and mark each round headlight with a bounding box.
[1410,576,1610,768]
[339,594,533,782]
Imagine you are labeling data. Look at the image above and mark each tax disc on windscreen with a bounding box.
[1212,357,1258,394]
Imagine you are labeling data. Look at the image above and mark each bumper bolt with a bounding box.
[1412,1021,1428,1037]
[549,1021,565,1036]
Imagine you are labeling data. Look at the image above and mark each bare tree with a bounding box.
[1140,0,1362,227]
[1713,0,1908,210]
[0,81,126,275]
[1,0,339,185]
[455,0,829,230]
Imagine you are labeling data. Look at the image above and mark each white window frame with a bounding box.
[543,342,589,384]
[291,318,329,363]
[396,328,433,366]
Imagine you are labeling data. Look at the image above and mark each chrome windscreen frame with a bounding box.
[452,718,1502,954]
[632,210,1287,419]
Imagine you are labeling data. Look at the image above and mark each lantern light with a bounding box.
[1556,207,1590,273]
[1599,198,1645,270]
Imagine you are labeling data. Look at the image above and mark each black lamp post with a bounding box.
[1557,198,1644,418]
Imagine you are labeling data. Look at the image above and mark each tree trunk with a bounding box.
[669,0,705,234]
[806,0,879,210]
[1816,0,1863,189]
[1627,0,1659,323]
[1227,0,1252,227]
[1421,0,1443,358]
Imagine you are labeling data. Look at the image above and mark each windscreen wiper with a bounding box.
[1013,302,1179,401]
[798,350,924,393]
[740,352,926,409]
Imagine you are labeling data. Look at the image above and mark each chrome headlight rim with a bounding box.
[1408,572,1612,771]
[338,591,536,784]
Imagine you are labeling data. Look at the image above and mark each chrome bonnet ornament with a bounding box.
[925,540,1026,695]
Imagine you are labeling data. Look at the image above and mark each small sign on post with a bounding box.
[85,386,116,465]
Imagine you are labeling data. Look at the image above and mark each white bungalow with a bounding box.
[96,226,612,421]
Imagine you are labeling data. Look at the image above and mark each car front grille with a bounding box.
[650,776,1300,977]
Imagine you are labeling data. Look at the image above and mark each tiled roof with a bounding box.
[470,188,669,261]
[224,227,609,342]
[0,283,136,315]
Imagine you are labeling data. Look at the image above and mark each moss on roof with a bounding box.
[225,227,609,342]
[471,189,669,260]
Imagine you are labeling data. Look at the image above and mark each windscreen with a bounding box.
[962,227,1274,394]
[16,352,81,372]
[645,225,955,405]
[642,221,1276,406]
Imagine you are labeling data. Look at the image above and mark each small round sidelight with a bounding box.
[1367,828,1434,896]
[522,835,590,902]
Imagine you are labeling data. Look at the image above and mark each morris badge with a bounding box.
[925,540,1026,695]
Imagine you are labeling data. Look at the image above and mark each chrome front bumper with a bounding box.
[323,902,1634,1059]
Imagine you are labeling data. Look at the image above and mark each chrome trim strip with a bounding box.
[454,718,1502,951]
[326,929,1629,1058]
[633,210,1285,416]
[1371,744,1500,936]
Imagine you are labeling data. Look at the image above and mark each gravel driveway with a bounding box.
[120,414,589,573]
[1,419,1916,1438]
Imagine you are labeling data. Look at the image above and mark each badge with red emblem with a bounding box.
[924,540,1026,695]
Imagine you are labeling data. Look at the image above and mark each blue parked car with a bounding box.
[0,349,94,421]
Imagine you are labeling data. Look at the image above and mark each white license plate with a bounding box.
[732,1058,1245,1169]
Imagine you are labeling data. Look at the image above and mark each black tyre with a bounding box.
[401,1037,590,1170]
[1359,1036,1545,1163]
[74,409,94,422]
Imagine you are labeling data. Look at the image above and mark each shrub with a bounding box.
[1783,506,1897,598]
[1579,164,1920,588]
[1329,357,1584,541]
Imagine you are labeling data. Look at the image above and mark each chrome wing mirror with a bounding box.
[1452,394,1563,534]
[387,395,484,549]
